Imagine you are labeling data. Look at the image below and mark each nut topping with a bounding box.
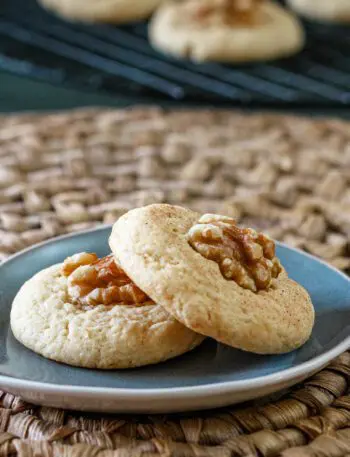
[62,252,150,306]
[187,0,263,26]
[188,214,282,292]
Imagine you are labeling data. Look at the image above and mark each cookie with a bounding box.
[110,204,315,354]
[287,0,350,23]
[10,253,204,369]
[149,0,305,62]
[39,0,162,23]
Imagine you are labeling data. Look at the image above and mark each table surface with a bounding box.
[1,71,350,457]
[1,70,350,117]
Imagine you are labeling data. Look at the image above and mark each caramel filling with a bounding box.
[188,214,282,292]
[62,253,150,307]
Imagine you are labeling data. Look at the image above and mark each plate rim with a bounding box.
[1,224,350,400]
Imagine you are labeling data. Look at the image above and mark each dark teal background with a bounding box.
[1,71,350,117]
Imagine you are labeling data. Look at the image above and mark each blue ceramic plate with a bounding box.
[1,226,350,413]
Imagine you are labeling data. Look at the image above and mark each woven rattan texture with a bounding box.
[1,107,350,269]
[1,107,350,456]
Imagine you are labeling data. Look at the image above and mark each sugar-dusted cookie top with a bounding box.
[110,204,315,354]
[39,0,162,23]
[149,0,305,62]
[287,0,350,23]
[11,251,204,369]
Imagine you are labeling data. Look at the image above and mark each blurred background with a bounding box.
[0,1,350,273]
[0,0,349,115]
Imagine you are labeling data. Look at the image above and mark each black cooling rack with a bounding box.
[0,0,349,106]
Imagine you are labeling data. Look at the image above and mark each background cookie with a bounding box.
[11,262,204,369]
[110,204,315,354]
[39,0,163,23]
[287,0,350,23]
[149,0,305,62]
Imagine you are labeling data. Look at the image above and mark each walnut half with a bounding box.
[62,252,150,307]
[188,214,282,292]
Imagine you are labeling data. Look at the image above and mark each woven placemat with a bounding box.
[1,107,350,457]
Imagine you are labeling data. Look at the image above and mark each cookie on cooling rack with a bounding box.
[110,204,315,355]
[149,0,305,62]
[38,0,162,23]
[287,0,350,23]
[11,252,204,369]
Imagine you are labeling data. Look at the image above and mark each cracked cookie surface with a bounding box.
[11,257,204,369]
[110,204,315,354]
[150,0,304,62]
[287,0,350,23]
[39,0,162,23]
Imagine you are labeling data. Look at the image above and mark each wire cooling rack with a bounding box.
[0,0,349,106]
